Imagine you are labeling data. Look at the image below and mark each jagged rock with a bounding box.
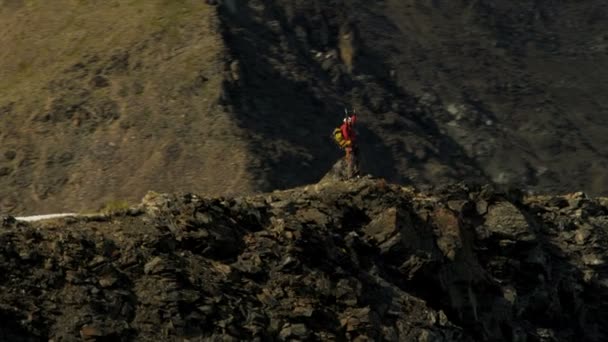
[80,325,102,339]
[482,202,536,241]
[1,215,16,227]
[232,253,263,276]
[476,199,489,215]
[582,253,604,266]
[98,273,118,288]
[432,208,462,260]
[296,207,329,226]
[547,197,569,209]
[139,191,174,217]
[0,180,607,341]
[279,323,309,339]
[339,307,379,333]
[566,191,587,209]
[363,207,399,246]
[574,224,593,245]
[144,256,168,275]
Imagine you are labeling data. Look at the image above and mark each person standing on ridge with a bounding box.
[333,108,360,179]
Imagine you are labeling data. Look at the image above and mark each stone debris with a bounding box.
[0,178,607,341]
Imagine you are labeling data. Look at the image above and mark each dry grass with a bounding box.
[0,0,210,98]
[0,0,257,215]
[99,199,132,215]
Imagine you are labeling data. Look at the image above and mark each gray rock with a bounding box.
[144,256,166,274]
[483,202,536,241]
[279,323,308,339]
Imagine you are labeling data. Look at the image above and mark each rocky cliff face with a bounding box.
[2,178,607,341]
[217,0,608,195]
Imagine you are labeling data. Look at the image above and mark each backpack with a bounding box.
[332,127,348,149]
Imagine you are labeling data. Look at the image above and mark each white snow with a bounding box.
[15,213,78,222]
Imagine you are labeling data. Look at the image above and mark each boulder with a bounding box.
[482,202,536,242]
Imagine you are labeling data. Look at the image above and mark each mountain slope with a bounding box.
[0,0,256,214]
[218,0,608,193]
[371,0,608,191]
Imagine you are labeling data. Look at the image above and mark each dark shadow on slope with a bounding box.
[356,124,400,181]
[217,0,492,191]
[516,207,608,341]
[0,309,42,342]
[217,2,401,190]
[348,1,492,186]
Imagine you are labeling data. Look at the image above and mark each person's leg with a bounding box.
[345,147,354,179]
[352,146,360,177]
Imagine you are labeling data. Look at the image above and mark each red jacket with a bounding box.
[340,115,357,144]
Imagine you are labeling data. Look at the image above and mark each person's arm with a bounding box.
[341,124,351,141]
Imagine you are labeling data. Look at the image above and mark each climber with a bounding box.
[332,108,360,179]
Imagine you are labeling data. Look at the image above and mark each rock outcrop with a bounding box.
[1,178,607,341]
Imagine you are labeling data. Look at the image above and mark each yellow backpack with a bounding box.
[332,127,348,148]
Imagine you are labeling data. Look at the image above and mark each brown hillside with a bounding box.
[0,0,256,214]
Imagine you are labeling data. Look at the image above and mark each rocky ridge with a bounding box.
[1,178,607,341]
